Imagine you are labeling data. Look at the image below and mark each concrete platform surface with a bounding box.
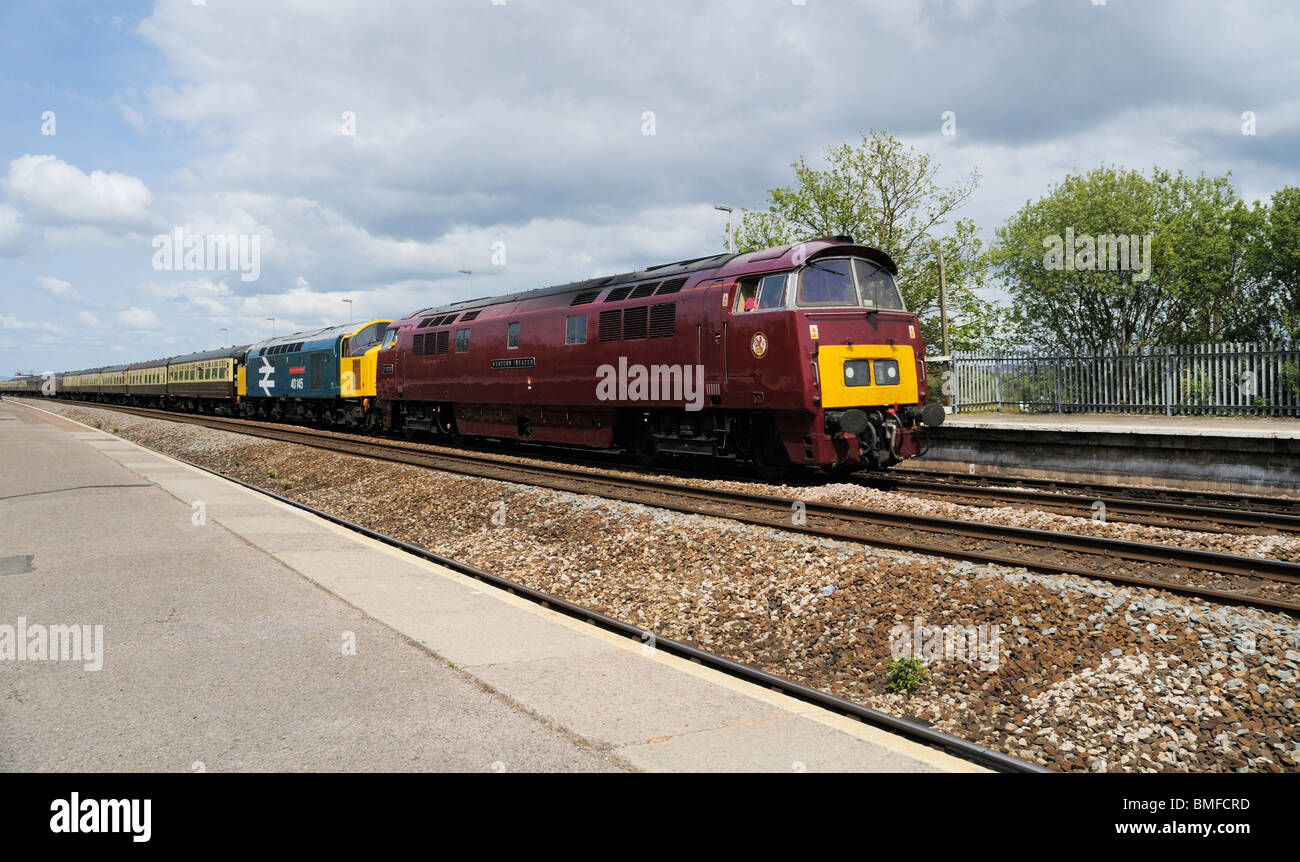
[0,399,980,773]
[945,410,1300,439]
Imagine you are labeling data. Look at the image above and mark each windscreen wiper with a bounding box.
[801,259,877,313]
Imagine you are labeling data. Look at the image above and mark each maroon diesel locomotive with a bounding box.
[376,236,943,475]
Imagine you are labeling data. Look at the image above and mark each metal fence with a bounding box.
[950,342,1300,416]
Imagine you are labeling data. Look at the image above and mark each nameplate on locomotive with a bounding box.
[490,357,536,369]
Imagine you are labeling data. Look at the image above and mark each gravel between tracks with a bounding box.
[40,401,1300,773]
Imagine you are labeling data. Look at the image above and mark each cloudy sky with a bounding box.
[2,0,1297,374]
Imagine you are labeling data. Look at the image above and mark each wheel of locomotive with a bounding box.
[748,416,790,482]
[435,404,460,440]
[630,422,658,468]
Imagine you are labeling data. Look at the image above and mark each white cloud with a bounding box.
[116,307,161,329]
[0,204,22,249]
[37,276,71,296]
[79,311,103,328]
[0,314,64,335]
[4,154,153,227]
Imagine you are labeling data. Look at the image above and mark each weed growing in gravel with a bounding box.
[266,468,276,478]
[886,654,930,693]
[281,481,293,491]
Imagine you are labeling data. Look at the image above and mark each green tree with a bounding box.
[1249,186,1300,339]
[732,131,1006,351]
[992,165,1262,354]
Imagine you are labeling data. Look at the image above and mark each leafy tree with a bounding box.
[1249,186,1300,339]
[992,166,1262,354]
[732,131,1006,351]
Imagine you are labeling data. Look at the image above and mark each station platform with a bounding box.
[944,411,1300,439]
[922,410,1300,495]
[0,399,979,773]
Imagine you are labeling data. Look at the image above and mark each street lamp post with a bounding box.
[342,299,353,324]
[220,328,228,347]
[266,317,276,336]
[458,269,473,299]
[714,204,735,254]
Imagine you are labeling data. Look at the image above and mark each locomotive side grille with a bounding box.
[570,290,601,306]
[655,277,687,296]
[459,310,481,322]
[603,286,634,303]
[629,282,659,299]
[412,333,427,356]
[622,306,649,340]
[598,309,622,341]
[434,331,450,354]
[649,303,676,338]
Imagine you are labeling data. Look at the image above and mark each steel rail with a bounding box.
[37,399,1300,616]
[890,467,1300,516]
[875,477,1300,535]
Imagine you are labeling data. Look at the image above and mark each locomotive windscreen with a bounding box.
[852,259,905,310]
[795,257,905,310]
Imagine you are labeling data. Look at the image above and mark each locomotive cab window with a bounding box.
[734,279,759,312]
[350,321,386,355]
[796,257,906,311]
[796,259,857,307]
[853,259,905,310]
[565,314,587,345]
[507,321,520,349]
[382,328,398,349]
[755,273,789,310]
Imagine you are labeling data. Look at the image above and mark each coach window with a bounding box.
[455,328,471,353]
[507,321,520,349]
[565,314,587,345]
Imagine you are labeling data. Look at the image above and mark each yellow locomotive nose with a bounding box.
[818,344,917,409]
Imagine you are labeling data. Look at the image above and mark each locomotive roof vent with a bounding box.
[655,277,687,296]
[459,310,481,321]
[570,290,602,306]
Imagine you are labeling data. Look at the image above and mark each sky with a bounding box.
[2,0,1297,375]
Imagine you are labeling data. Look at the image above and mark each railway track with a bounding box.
[43,399,1300,617]
[883,467,1300,534]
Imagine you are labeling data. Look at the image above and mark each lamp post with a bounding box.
[219,328,228,347]
[266,317,276,336]
[342,298,353,324]
[458,269,473,299]
[714,204,734,254]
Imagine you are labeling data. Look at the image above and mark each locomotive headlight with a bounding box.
[874,359,899,385]
[843,359,872,387]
